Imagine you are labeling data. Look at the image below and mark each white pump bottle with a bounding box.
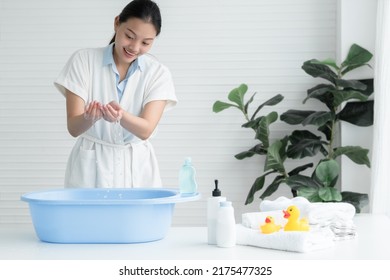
[207,180,226,245]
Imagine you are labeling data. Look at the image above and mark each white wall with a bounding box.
[0,0,338,225]
[337,0,377,209]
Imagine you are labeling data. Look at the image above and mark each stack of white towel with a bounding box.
[236,196,357,253]
[236,224,334,253]
[259,196,357,241]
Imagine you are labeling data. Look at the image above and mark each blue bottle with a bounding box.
[179,157,198,195]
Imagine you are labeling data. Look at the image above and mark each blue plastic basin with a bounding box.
[21,188,200,244]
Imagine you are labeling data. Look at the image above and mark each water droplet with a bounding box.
[112,120,122,143]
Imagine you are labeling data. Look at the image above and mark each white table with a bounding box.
[1,214,389,260]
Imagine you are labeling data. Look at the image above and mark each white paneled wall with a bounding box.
[0,0,337,225]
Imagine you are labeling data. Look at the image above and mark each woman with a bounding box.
[54,0,177,188]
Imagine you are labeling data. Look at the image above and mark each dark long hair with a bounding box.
[109,0,162,44]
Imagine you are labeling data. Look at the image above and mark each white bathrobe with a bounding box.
[54,47,177,188]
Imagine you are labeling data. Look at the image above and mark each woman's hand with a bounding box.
[84,101,103,122]
[119,100,167,140]
[66,90,104,137]
[102,101,123,123]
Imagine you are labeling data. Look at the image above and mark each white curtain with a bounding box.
[370,0,390,216]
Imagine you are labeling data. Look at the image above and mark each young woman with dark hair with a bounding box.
[54,0,176,188]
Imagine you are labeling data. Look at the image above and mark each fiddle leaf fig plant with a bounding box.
[280,43,373,212]
[213,85,313,205]
[212,44,373,212]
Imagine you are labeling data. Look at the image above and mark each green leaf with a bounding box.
[336,79,367,91]
[245,171,275,205]
[285,174,320,190]
[234,144,267,159]
[251,94,284,120]
[259,175,285,200]
[342,64,372,76]
[302,111,334,127]
[318,187,342,202]
[212,101,238,113]
[341,191,369,213]
[311,58,340,71]
[288,163,314,176]
[302,59,338,84]
[303,84,335,105]
[228,84,248,109]
[244,92,257,115]
[332,146,371,167]
[331,89,368,107]
[235,151,255,160]
[318,121,332,141]
[280,110,316,125]
[343,44,373,65]
[297,187,323,202]
[287,130,327,159]
[341,44,373,75]
[242,116,263,129]
[261,94,284,106]
[255,111,278,148]
[356,79,374,97]
[264,139,286,173]
[245,175,265,205]
[338,100,374,127]
[315,160,340,188]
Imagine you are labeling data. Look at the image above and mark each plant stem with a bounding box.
[243,110,250,122]
[328,68,344,159]
[328,119,336,159]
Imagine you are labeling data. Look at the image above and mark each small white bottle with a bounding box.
[207,180,226,245]
[179,157,198,195]
[216,201,236,248]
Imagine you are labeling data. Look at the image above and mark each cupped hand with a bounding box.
[102,101,123,123]
[84,101,103,122]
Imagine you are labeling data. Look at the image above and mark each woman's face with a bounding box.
[113,17,157,66]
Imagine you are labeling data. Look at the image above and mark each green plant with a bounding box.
[213,85,314,206]
[212,44,373,212]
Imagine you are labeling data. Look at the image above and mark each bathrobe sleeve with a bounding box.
[143,63,177,112]
[54,49,90,103]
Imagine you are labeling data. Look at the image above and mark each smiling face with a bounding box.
[113,17,157,67]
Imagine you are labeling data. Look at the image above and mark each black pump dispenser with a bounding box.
[212,179,221,197]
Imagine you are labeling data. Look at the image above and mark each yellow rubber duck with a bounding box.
[283,205,310,231]
[260,216,282,234]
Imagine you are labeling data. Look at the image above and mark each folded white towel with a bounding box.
[236,224,334,253]
[242,210,286,230]
[259,196,355,225]
[258,196,357,241]
[308,202,355,224]
[260,196,311,215]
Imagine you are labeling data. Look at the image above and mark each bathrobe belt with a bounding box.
[80,134,145,149]
[80,134,149,187]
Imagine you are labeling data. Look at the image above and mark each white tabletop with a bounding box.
[1,214,389,260]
